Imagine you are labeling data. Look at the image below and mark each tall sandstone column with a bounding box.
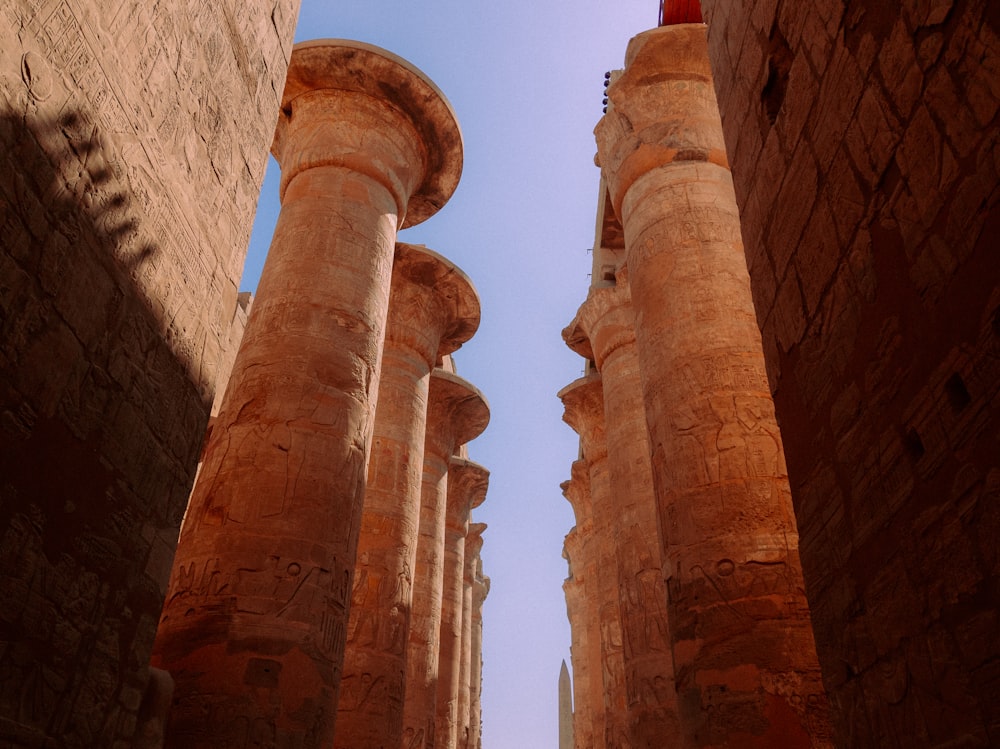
[437,458,489,749]
[459,521,486,748]
[335,245,479,748]
[0,3,299,743]
[595,23,830,747]
[564,271,681,746]
[561,461,598,749]
[469,528,490,749]
[404,370,489,748]
[559,373,628,747]
[153,40,462,747]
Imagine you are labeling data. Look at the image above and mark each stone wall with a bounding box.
[0,1,297,744]
[701,1,1000,745]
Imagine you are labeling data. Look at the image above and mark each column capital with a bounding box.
[560,459,592,527]
[562,526,587,580]
[274,39,463,227]
[391,243,480,363]
[558,373,606,462]
[474,573,490,609]
[428,369,490,451]
[466,521,487,557]
[563,276,636,370]
[595,25,726,218]
[446,457,490,525]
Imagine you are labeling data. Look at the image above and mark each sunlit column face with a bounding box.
[153,40,463,749]
[404,371,488,749]
[336,244,480,749]
[594,24,830,748]
[566,282,681,744]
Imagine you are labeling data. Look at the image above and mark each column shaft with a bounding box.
[457,525,481,748]
[559,375,627,746]
[403,372,489,749]
[405,448,449,749]
[335,244,479,749]
[593,454,628,748]
[567,281,681,746]
[436,460,488,749]
[561,518,594,749]
[596,24,829,746]
[154,162,396,749]
[437,492,468,748]
[153,40,463,748]
[469,549,488,749]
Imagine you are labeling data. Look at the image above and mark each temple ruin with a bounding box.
[0,0,997,747]
[558,1,999,747]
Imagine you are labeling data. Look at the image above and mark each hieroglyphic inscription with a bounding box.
[0,5,299,744]
[13,0,294,398]
[164,552,352,661]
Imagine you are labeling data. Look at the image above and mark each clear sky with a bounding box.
[240,2,659,746]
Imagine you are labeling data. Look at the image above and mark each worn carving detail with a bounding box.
[0,1,297,744]
[699,0,1000,744]
[152,40,463,749]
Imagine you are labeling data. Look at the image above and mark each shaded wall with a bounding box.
[0,1,297,744]
[701,1,1000,745]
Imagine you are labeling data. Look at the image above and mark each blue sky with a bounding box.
[240,2,659,745]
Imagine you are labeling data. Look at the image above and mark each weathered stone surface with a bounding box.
[595,24,830,746]
[466,522,489,749]
[701,1,1000,745]
[435,474,489,749]
[404,369,489,749]
[561,462,600,749]
[0,2,297,745]
[152,40,462,748]
[335,245,479,749]
[209,291,254,418]
[437,459,489,749]
[559,373,629,747]
[564,270,681,747]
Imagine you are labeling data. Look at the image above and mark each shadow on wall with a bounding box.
[0,100,208,745]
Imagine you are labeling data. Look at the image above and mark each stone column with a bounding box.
[561,461,597,749]
[459,522,486,748]
[469,531,489,749]
[404,371,490,748]
[559,374,628,747]
[335,245,479,748]
[152,40,462,748]
[437,458,489,749]
[564,272,680,746]
[595,24,829,745]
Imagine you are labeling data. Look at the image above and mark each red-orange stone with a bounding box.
[152,40,461,748]
[660,0,703,26]
[335,245,479,749]
[595,25,831,747]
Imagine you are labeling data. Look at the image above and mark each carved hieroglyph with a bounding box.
[336,245,480,749]
[699,1,1000,744]
[437,458,489,749]
[561,461,601,749]
[458,539,475,749]
[564,271,681,747]
[469,525,490,749]
[0,1,297,744]
[559,373,629,747]
[404,370,489,749]
[152,40,462,748]
[595,24,830,746]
